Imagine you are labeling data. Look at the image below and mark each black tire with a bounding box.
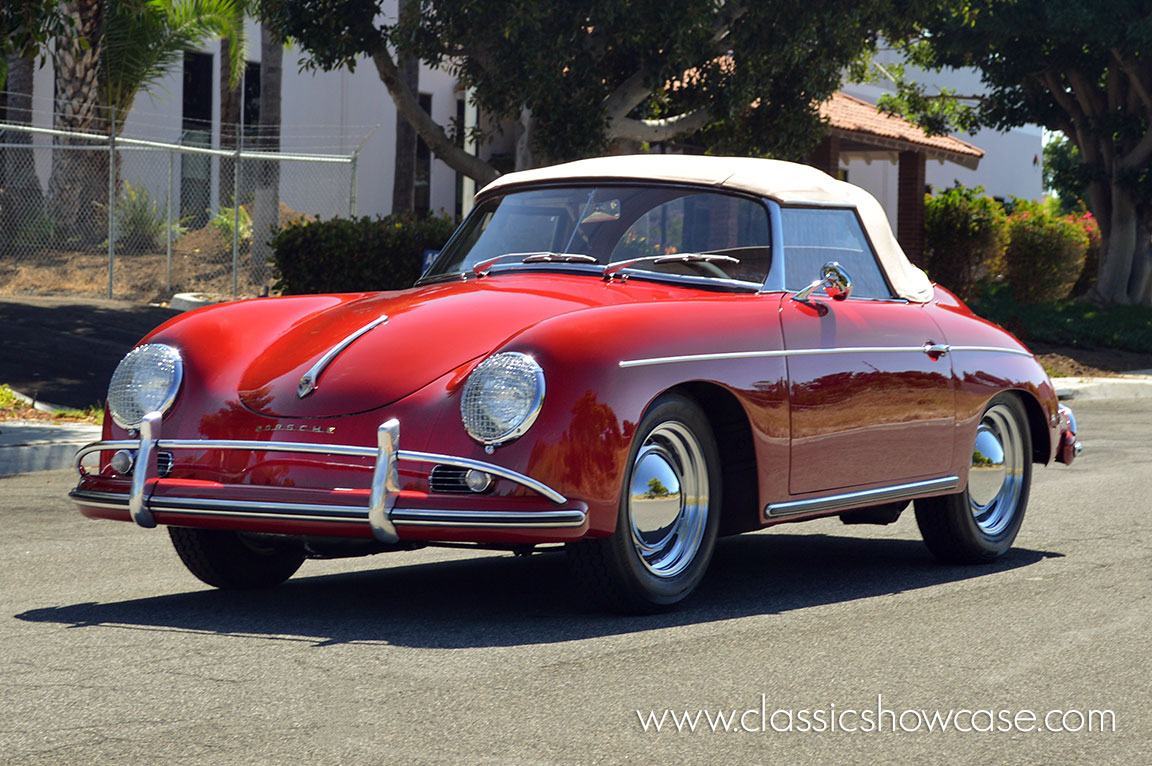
[568,393,721,613]
[915,394,1033,563]
[168,527,305,589]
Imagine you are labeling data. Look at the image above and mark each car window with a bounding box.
[610,192,772,283]
[424,186,773,286]
[780,207,892,299]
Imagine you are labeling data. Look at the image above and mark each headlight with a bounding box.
[107,344,184,429]
[461,352,545,446]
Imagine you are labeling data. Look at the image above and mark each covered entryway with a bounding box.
[809,92,984,265]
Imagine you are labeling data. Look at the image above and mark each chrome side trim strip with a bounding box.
[297,314,388,398]
[620,344,1033,368]
[948,345,1035,358]
[69,489,586,529]
[765,476,960,518]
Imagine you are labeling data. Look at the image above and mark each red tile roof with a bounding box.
[821,92,983,168]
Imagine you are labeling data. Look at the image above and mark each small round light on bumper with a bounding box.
[110,449,136,475]
[464,469,493,493]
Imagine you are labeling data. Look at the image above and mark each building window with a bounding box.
[415,93,432,215]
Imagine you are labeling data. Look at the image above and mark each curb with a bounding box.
[1051,374,1152,401]
[0,421,102,478]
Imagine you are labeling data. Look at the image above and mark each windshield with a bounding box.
[422,186,773,286]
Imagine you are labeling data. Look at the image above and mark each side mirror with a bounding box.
[793,261,853,304]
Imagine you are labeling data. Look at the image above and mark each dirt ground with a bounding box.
[1029,342,1152,378]
[0,202,312,303]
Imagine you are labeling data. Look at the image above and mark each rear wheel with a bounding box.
[915,394,1032,563]
[568,394,721,612]
[168,527,305,589]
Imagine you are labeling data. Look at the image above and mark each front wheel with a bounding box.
[915,394,1033,563]
[568,394,721,612]
[168,527,305,589]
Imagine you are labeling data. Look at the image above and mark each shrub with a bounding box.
[211,204,253,250]
[923,184,1008,301]
[1003,208,1089,304]
[1066,210,1102,296]
[270,213,457,295]
[102,182,184,254]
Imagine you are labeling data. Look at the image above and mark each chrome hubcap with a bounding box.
[627,422,709,578]
[968,404,1025,535]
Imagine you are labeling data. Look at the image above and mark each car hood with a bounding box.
[237,275,633,418]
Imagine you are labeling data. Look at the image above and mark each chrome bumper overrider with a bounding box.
[71,413,581,542]
[1057,404,1083,465]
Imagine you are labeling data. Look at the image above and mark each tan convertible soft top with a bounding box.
[479,155,935,303]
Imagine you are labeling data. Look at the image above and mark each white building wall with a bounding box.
[840,54,1044,228]
[22,10,464,220]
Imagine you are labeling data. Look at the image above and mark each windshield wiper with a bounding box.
[469,252,598,277]
[602,253,741,282]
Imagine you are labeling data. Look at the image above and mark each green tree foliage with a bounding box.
[259,0,931,180]
[883,1,1152,305]
[1043,136,1090,215]
[103,0,244,121]
[0,1,69,87]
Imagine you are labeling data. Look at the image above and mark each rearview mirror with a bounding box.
[793,261,853,303]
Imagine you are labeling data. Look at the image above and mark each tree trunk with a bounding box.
[1,54,45,249]
[515,107,536,170]
[1092,184,1141,304]
[1131,227,1152,304]
[391,0,419,214]
[49,0,108,247]
[251,26,281,290]
[370,46,497,186]
[219,38,242,207]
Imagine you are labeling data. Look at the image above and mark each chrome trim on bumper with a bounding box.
[68,489,587,529]
[73,412,572,541]
[765,476,960,518]
[1056,403,1082,464]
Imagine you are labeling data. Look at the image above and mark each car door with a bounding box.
[777,207,955,496]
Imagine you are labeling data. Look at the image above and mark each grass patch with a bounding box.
[970,284,1152,354]
[0,384,103,425]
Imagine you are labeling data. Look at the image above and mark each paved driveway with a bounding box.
[1,398,1146,764]
[0,295,178,407]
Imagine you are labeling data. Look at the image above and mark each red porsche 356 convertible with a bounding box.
[71,155,1080,611]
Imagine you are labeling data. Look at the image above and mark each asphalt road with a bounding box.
[2,398,1148,764]
[0,296,178,408]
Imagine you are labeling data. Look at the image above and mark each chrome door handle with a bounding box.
[923,343,950,358]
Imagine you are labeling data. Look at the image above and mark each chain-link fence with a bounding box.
[0,120,363,302]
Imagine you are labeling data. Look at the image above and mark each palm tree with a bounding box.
[1,54,46,248]
[49,0,243,245]
[215,1,250,207]
[48,0,106,244]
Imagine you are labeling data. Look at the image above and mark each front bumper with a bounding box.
[70,413,585,542]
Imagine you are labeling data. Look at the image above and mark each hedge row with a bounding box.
[270,213,456,295]
[923,185,1098,304]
